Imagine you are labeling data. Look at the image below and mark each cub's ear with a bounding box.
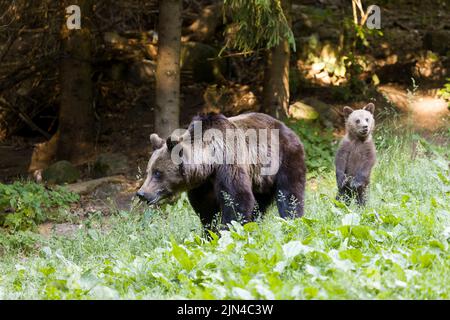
[150,133,164,151]
[343,106,354,118]
[166,135,183,152]
[363,103,375,114]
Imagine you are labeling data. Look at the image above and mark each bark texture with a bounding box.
[58,0,95,162]
[155,0,182,138]
[262,0,292,119]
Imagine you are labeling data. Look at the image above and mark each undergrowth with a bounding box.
[0,182,79,232]
[0,128,449,299]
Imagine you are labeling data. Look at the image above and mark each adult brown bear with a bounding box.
[137,112,306,228]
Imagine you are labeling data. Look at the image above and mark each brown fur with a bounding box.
[335,103,376,205]
[137,112,307,228]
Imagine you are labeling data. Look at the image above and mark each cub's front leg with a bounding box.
[335,140,350,204]
[349,172,370,206]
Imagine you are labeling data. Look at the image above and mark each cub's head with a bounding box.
[343,103,375,139]
[136,133,186,205]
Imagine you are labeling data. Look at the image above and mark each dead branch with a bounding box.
[0,54,58,93]
[0,97,51,139]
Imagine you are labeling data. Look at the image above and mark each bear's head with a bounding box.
[343,103,375,139]
[136,133,187,204]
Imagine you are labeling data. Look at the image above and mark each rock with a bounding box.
[302,97,339,127]
[289,101,319,120]
[302,97,329,110]
[93,153,128,178]
[42,160,80,184]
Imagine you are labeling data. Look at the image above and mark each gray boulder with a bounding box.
[93,153,128,178]
[42,161,80,184]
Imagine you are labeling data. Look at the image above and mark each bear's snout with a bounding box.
[136,190,161,205]
[136,190,150,202]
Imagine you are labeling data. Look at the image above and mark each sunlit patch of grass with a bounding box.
[0,132,449,299]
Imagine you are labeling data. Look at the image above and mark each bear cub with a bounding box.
[335,103,376,206]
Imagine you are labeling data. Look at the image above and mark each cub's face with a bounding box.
[136,134,185,204]
[344,103,375,139]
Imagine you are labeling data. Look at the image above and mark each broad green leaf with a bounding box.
[339,249,363,263]
[341,213,360,226]
[171,241,194,271]
[282,241,312,259]
[232,287,254,300]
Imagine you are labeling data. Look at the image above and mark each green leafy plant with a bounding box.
[0,230,43,255]
[298,34,370,102]
[438,78,450,108]
[287,120,337,173]
[223,0,295,52]
[0,182,79,232]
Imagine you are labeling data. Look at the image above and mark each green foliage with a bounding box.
[0,182,79,232]
[342,17,383,49]
[223,0,295,52]
[287,121,336,174]
[0,137,449,299]
[438,78,450,108]
[0,230,43,255]
[299,34,370,101]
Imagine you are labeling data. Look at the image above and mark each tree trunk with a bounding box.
[58,0,94,162]
[262,0,291,119]
[155,0,182,138]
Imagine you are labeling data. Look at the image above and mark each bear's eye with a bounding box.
[152,170,162,180]
[356,119,360,124]
[366,118,369,122]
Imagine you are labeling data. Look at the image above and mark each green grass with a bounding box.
[0,133,449,299]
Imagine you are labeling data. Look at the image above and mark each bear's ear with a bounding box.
[363,103,375,114]
[343,106,354,119]
[166,135,182,152]
[150,133,164,151]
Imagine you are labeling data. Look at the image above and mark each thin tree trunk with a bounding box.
[262,0,291,119]
[155,0,182,138]
[58,0,94,162]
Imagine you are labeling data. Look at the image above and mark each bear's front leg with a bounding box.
[336,170,348,191]
[187,181,220,229]
[356,186,368,206]
[336,184,352,205]
[275,163,306,218]
[350,173,369,206]
[336,173,352,205]
[214,166,256,226]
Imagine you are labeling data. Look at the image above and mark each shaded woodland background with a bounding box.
[0,0,448,186]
